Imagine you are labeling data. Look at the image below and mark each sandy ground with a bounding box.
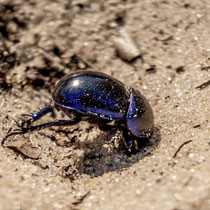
[0,0,209,209]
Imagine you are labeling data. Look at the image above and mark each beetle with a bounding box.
[2,71,154,152]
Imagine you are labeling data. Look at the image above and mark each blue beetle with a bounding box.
[2,71,154,151]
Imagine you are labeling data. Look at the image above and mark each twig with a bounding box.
[76,53,97,70]
[173,140,192,158]
[201,66,210,71]
[195,80,210,90]
[72,191,90,205]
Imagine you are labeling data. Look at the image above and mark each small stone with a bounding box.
[112,28,140,61]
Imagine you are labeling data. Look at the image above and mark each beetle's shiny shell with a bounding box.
[52,71,129,120]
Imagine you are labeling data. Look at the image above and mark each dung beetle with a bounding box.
[2,71,154,151]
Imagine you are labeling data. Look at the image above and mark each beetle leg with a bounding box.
[2,106,54,146]
[123,138,136,154]
[21,105,53,127]
[2,116,81,146]
[21,114,33,117]
[98,124,118,131]
[98,123,136,153]
[21,118,81,133]
[109,128,124,148]
[111,127,138,154]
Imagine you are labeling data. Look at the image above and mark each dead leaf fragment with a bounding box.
[5,138,40,159]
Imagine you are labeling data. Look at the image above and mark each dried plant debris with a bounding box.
[173,140,192,158]
[145,65,157,73]
[175,65,185,73]
[76,46,97,69]
[201,66,210,71]
[195,80,210,90]
[72,191,90,205]
[161,35,173,45]
[0,50,16,88]
[193,124,200,128]
[0,50,16,70]
[0,69,7,88]
[25,56,65,89]
[112,28,140,61]
[4,137,41,159]
[0,3,26,43]
[62,47,97,71]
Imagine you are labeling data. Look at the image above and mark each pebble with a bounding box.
[112,28,140,61]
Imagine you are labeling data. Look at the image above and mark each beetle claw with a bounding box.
[1,124,29,146]
[1,130,24,146]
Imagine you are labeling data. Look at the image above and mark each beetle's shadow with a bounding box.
[76,127,161,177]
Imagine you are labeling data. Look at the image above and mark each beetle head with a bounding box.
[126,88,154,138]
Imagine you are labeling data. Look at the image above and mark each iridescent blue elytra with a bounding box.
[52,71,128,120]
[2,71,154,152]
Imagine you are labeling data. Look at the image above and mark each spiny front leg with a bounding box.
[21,119,81,133]
[109,128,124,149]
[109,127,138,154]
[2,116,81,146]
[21,105,53,127]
